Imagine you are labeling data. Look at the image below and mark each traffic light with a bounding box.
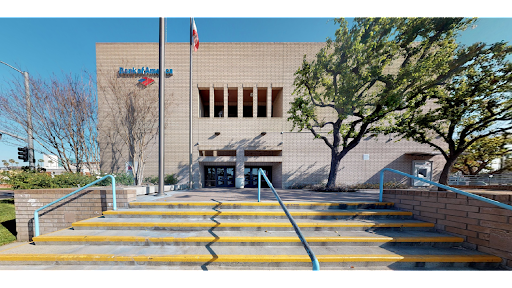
[18,147,29,162]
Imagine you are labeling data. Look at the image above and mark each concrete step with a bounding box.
[0,244,501,270]
[32,229,463,247]
[128,201,395,210]
[102,208,413,220]
[72,217,435,231]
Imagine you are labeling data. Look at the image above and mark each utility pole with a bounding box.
[0,61,35,170]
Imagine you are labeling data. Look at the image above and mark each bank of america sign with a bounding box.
[119,67,173,76]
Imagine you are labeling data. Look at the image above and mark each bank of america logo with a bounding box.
[138,77,154,87]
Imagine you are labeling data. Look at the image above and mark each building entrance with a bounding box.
[205,166,235,187]
[245,166,272,188]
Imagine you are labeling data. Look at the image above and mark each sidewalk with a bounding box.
[135,188,381,203]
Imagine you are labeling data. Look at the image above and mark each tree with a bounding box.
[452,135,512,175]
[97,67,160,185]
[388,41,512,185]
[8,159,15,166]
[288,17,482,188]
[0,72,100,174]
[2,160,8,168]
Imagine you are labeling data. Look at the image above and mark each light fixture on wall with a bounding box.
[214,132,221,136]
[250,92,253,97]
[261,132,267,136]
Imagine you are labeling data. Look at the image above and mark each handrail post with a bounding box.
[258,169,261,202]
[379,170,384,202]
[33,174,117,237]
[111,175,117,211]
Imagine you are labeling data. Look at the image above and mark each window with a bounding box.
[257,87,267,117]
[201,85,282,118]
[199,88,209,117]
[217,150,236,156]
[243,88,253,117]
[244,150,282,156]
[199,150,236,156]
[228,88,238,117]
[214,88,224,117]
[271,87,283,117]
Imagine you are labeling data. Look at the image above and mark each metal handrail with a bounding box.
[34,174,116,237]
[379,168,512,211]
[257,168,320,271]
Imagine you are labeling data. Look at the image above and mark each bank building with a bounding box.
[96,42,444,189]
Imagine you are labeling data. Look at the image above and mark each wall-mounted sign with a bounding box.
[138,77,155,87]
[119,67,173,76]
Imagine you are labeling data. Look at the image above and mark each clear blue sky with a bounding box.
[1,17,511,164]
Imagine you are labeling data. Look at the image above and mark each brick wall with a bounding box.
[14,187,136,241]
[382,189,512,268]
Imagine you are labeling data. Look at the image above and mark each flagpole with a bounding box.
[189,17,193,189]
[156,17,165,196]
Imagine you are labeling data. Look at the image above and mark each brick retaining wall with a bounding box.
[383,189,512,269]
[14,187,136,241]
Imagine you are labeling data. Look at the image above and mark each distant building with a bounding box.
[42,154,99,175]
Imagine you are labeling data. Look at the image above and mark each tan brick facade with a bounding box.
[97,42,445,188]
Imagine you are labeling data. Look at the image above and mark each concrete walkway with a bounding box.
[136,188,381,203]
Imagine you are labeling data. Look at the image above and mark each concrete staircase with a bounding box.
[0,200,502,270]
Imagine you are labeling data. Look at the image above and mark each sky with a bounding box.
[0,7,512,165]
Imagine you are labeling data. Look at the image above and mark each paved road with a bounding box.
[0,191,14,200]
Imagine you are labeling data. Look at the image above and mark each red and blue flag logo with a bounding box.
[138,77,154,87]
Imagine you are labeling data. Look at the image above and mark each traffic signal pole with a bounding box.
[0,61,35,169]
[24,71,35,169]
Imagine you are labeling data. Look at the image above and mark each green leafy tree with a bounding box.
[388,42,512,185]
[452,135,512,175]
[288,17,482,188]
[2,160,9,168]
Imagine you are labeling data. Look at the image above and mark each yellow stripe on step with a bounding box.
[102,211,412,216]
[0,254,501,263]
[72,221,433,228]
[32,235,463,243]
[129,202,394,206]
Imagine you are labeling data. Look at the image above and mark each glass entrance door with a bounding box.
[244,166,272,188]
[204,166,235,187]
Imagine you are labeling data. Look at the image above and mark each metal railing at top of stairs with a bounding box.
[34,174,116,237]
[379,168,512,211]
[257,168,320,271]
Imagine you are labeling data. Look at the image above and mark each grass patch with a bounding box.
[0,188,12,190]
[0,199,16,246]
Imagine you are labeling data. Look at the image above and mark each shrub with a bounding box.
[143,174,179,185]
[164,174,178,185]
[96,172,135,186]
[0,170,97,189]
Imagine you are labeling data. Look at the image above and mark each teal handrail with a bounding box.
[379,168,512,211]
[257,169,320,271]
[34,174,116,237]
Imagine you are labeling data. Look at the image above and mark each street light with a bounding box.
[0,60,35,169]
